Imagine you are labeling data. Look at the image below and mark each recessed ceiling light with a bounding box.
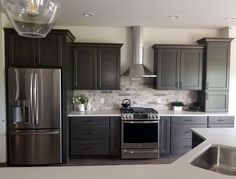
[225,17,236,21]
[82,13,95,17]
[169,15,181,20]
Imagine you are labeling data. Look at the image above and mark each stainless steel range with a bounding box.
[121,107,160,159]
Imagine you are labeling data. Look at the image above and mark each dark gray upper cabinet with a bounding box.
[98,47,120,90]
[73,47,97,89]
[153,45,203,90]
[73,43,122,90]
[197,38,233,90]
[159,116,170,155]
[4,28,74,68]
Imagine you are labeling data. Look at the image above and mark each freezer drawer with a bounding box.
[9,129,61,165]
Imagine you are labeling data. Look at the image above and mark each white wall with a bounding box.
[0,13,6,163]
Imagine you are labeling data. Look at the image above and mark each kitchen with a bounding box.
[1,0,236,178]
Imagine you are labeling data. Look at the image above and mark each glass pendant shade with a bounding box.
[1,0,61,38]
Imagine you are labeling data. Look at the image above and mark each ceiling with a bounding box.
[2,0,236,28]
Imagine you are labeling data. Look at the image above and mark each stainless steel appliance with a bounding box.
[7,68,62,165]
[121,107,160,159]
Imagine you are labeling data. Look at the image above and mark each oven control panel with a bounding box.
[121,113,159,120]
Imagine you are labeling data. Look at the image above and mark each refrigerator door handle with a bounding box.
[30,73,34,124]
[34,73,39,125]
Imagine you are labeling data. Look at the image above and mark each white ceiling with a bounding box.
[2,0,236,28]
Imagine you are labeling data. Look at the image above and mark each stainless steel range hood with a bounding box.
[123,26,157,78]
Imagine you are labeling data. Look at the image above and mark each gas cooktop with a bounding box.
[120,107,158,114]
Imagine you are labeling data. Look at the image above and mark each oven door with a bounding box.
[122,120,159,149]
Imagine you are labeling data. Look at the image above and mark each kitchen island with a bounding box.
[1,128,236,179]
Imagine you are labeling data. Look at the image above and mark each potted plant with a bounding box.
[72,94,88,111]
[171,101,184,112]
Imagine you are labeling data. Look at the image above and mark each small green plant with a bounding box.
[72,94,88,104]
[171,101,184,107]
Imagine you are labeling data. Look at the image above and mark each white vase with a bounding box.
[86,99,92,111]
[78,104,85,112]
[173,106,183,112]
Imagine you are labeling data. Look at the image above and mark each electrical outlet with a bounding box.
[157,97,162,104]
[100,98,105,104]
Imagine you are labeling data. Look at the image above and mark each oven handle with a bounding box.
[123,121,159,124]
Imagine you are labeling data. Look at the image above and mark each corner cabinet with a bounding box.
[4,28,74,68]
[153,45,203,90]
[197,38,233,112]
[73,43,122,90]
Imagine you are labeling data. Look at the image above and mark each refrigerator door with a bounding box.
[8,68,61,130]
[8,68,35,129]
[9,129,61,165]
[33,69,61,129]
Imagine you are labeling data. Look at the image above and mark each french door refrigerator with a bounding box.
[7,68,62,165]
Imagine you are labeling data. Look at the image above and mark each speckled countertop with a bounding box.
[68,109,233,117]
[1,128,236,179]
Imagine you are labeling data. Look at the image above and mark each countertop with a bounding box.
[68,109,233,117]
[1,128,236,179]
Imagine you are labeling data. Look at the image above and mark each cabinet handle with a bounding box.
[185,119,193,122]
[84,132,93,135]
[206,82,209,89]
[184,145,191,148]
[175,81,178,88]
[206,93,208,100]
[217,119,225,122]
[185,131,191,134]
[180,81,183,88]
[83,147,92,150]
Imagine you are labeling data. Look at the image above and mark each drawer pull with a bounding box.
[217,119,225,122]
[185,131,191,134]
[185,119,193,122]
[82,147,92,150]
[184,145,191,148]
[84,132,93,135]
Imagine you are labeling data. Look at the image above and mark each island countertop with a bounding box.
[1,128,236,179]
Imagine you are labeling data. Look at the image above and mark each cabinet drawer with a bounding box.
[171,125,207,139]
[71,125,109,140]
[171,116,207,125]
[171,139,192,155]
[70,140,109,156]
[208,124,234,128]
[208,116,234,124]
[70,117,109,125]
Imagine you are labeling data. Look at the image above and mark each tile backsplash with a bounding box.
[73,77,197,111]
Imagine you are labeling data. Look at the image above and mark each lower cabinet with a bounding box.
[70,116,121,157]
[208,116,234,128]
[159,116,170,155]
[170,116,207,155]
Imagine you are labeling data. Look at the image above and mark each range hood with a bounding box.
[123,26,157,78]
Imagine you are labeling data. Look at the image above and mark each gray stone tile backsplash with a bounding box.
[73,77,197,111]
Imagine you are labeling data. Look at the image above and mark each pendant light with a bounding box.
[1,0,61,38]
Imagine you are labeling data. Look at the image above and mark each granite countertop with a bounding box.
[1,128,236,179]
[68,109,233,117]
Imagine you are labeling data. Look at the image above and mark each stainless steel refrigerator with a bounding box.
[7,68,62,165]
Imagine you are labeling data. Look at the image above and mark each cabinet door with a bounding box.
[109,117,121,156]
[205,91,228,112]
[156,49,180,90]
[159,116,170,155]
[206,42,230,90]
[97,47,120,90]
[180,49,202,90]
[6,33,36,67]
[37,33,63,67]
[73,47,97,89]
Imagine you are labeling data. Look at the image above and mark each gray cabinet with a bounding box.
[73,43,122,90]
[197,38,233,112]
[208,116,234,128]
[170,116,207,155]
[153,45,203,90]
[70,117,110,156]
[109,117,121,156]
[159,116,170,155]
[198,91,228,112]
